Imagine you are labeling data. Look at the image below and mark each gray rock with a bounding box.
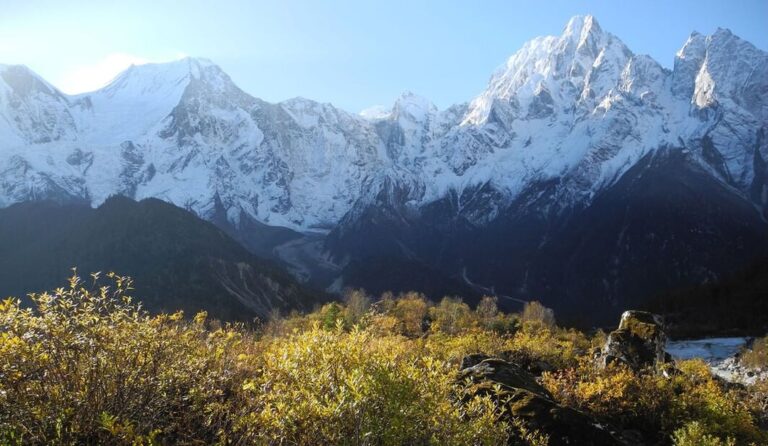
[458,356,624,446]
[599,310,668,371]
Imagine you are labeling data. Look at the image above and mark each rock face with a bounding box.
[600,310,668,371]
[458,356,622,446]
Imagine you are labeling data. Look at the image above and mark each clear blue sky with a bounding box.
[1,0,766,112]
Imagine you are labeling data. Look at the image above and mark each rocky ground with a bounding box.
[666,337,768,385]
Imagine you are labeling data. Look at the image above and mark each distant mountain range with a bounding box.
[0,15,766,325]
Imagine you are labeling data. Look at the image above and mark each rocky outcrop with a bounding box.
[458,356,622,446]
[599,310,669,371]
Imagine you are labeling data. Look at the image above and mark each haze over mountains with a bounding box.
[0,15,766,324]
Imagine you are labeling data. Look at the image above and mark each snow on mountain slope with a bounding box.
[71,58,210,144]
[413,15,673,210]
[0,16,765,233]
[0,64,76,145]
[670,28,768,212]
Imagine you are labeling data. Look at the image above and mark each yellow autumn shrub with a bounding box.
[233,325,507,445]
[0,273,247,445]
[0,274,508,445]
[672,421,736,446]
[542,356,767,445]
[666,359,763,444]
[1,273,765,445]
[741,335,768,368]
[505,323,589,370]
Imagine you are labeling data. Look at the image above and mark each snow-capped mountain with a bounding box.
[1,16,766,323]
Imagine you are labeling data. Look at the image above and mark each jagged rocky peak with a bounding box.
[618,54,668,102]
[0,17,765,238]
[359,91,437,123]
[463,15,633,125]
[80,56,236,113]
[359,104,391,120]
[280,97,355,130]
[392,91,437,120]
[561,14,605,56]
[671,31,707,98]
[673,27,768,117]
[698,28,768,118]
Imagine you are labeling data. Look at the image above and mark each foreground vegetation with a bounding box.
[0,274,766,445]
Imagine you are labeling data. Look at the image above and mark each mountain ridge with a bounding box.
[1,15,766,323]
[0,195,318,320]
[0,17,764,229]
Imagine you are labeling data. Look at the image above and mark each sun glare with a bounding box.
[53,52,191,95]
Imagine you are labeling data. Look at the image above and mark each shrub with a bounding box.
[542,359,667,434]
[476,296,498,327]
[320,302,346,330]
[520,301,555,329]
[1,273,765,445]
[542,358,767,445]
[672,421,736,446]
[667,360,764,444]
[343,288,371,327]
[234,325,508,445]
[0,274,509,445]
[508,325,589,370]
[0,273,245,444]
[741,335,768,368]
[392,292,430,337]
[741,377,768,429]
[422,330,511,365]
[430,297,475,335]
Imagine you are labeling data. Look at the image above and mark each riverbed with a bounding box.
[666,337,766,384]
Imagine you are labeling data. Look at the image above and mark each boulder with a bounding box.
[460,353,491,370]
[462,351,557,376]
[458,358,551,397]
[503,349,558,375]
[600,310,667,371]
[458,356,623,446]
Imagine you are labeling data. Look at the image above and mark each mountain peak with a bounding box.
[394,91,434,108]
[392,91,437,122]
[561,14,614,60]
[563,15,602,40]
[69,57,233,144]
[0,63,74,144]
[99,57,226,92]
[463,14,630,125]
[712,27,733,38]
[181,56,216,66]
[360,92,436,121]
[359,105,391,120]
[0,64,63,98]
